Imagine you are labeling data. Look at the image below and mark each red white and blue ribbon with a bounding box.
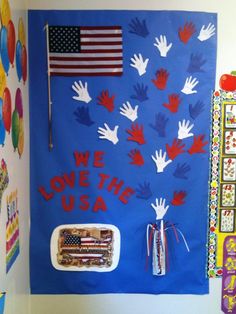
[146,221,190,276]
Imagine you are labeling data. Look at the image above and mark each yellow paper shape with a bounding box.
[18,118,24,158]
[18,17,26,46]
[0,0,11,27]
[0,62,6,98]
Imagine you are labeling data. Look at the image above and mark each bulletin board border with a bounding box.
[208,90,236,278]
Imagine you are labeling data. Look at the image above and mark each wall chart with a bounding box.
[208,90,236,277]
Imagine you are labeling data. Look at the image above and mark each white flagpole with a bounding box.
[45,23,53,151]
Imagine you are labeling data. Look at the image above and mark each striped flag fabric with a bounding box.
[48,26,123,76]
[58,228,113,267]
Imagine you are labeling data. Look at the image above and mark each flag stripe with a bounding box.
[80,38,122,48]
[49,52,122,58]
[62,244,110,248]
[80,26,121,30]
[79,49,123,53]
[80,29,122,35]
[50,60,122,65]
[80,33,122,38]
[51,68,122,73]
[50,72,122,76]
[80,45,122,50]
[49,56,122,61]
[50,64,122,69]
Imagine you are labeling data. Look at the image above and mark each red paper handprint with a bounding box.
[97,90,115,112]
[171,190,187,206]
[127,123,146,145]
[152,68,169,90]
[178,22,196,44]
[166,138,185,160]
[163,94,181,113]
[188,135,208,154]
[128,149,144,166]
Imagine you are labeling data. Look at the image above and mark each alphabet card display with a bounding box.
[208,91,236,277]
[29,10,217,294]
[6,190,20,273]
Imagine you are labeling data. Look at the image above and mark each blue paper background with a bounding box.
[29,10,217,294]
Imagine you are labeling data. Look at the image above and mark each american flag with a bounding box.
[48,26,123,76]
[58,229,113,266]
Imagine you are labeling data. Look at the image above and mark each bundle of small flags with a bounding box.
[146,198,190,276]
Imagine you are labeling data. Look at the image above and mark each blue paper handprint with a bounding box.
[136,182,152,200]
[131,83,148,102]
[173,163,191,180]
[128,17,149,38]
[149,113,169,137]
[189,101,205,120]
[187,53,206,73]
[74,106,94,126]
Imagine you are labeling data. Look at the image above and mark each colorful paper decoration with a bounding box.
[0,159,9,211]
[0,0,11,27]
[208,90,236,277]
[220,72,236,92]
[0,293,6,314]
[222,236,236,313]
[6,190,20,273]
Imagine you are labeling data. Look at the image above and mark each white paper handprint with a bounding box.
[72,81,92,103]
[181,76,199,95]
[151,198,169,220]
[154,35,172,57]
[119,101,138,122]
[178,120,194,139]
[130,53,149,76]
[198,23,215,41]
[151,149,172,173]
[97,123,119,145]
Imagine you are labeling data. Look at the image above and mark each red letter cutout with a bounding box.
[38,186,54,201]
[79,195,90,211]
[93,151,105,168]
[50,176,65,193]
[79,170,90,187]
[74,151,90,167]
[119,187,135,204]
[93,196,107,212]
[63,171,75,188]
[107,177,124,195]
[62,195,75,211]
[98,173,110,189]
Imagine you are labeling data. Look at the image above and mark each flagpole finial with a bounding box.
[43,22,49,31]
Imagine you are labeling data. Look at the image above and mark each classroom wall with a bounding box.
[0,0,30,313]
[26,0,229,313]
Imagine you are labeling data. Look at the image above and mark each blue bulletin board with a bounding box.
[29,10,217,294]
